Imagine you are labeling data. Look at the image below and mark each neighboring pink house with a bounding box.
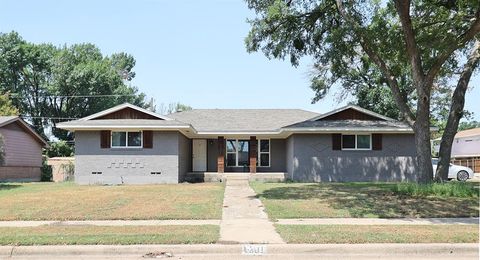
[450,128,480,173]
[0,116,48,182]
[451,128,480,158]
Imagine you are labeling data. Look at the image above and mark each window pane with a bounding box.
[238,140,249,166]
[357,135,371,149]
[128,132,142,147]
[226,153,236,167]
[260,140,269,152]
[342,135,355,149]
[112,132,126,147]
[226,140,236,153]
[260,154,269,167]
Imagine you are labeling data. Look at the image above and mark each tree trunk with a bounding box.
[414,85,433,183]
[436,41,480,181]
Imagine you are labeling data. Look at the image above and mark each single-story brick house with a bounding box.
[0,116,48,182]
[57,103,419,184]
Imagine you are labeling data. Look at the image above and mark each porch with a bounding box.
[185,172,286,183]
[191,136,286,174]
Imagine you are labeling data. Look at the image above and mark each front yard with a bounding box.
[0,182,224,220]
[251,182,479,219]
[0,225,219,245]
[275,225,479,243]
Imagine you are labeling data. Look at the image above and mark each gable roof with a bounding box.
[0,116,49,147]
[80,103,172,121]
[310,104,395,121]
[168,109,319,132]
[455,128,480,139]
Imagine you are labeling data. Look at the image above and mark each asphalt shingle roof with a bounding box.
[168,109,319,132]
[57,119,188,127]
[284,119,412,130]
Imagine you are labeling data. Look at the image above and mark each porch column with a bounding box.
[217,136,225,173]
[249,136,257,173]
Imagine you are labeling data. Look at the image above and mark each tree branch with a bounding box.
[425,8,480,86]
[335,0,415,124]
[394,0,425,85]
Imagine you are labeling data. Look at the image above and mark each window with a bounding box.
[111,131,142,148]
[341,134,371,150]
[225,139,250,167]
[258,139,270,167]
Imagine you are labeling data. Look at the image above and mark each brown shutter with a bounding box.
[100,130,111,148]
[143,130,153,148]
[372,134,382,150]
[332,134,341,150]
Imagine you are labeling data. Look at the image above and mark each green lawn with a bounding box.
[0,182,224,220]
[251,182,479,219]
[0,225,219,245]
[275,225,479,243]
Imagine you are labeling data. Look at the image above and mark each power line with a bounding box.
[9,94,138,98]
[21,116,79,120]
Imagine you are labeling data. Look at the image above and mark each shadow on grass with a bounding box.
[256,183,479,218]
[0,184,22,191]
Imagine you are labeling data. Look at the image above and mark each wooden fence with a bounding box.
[451,157,480,173]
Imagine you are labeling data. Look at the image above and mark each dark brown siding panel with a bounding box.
[372,134,382,150]
[143,131,153,148]
[96,107,161,120]
[332,134,342,150]
[320,108,384,121]
[100,130,111,148]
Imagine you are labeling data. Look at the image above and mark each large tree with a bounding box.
[0,31,146,140]
[245,0,480,183]
[0,92,19,116]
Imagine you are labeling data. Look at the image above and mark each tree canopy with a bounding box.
[0,93,19,116]
[0,31,147,139]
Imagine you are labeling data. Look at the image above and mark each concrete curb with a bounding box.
[276,217,480,225]
[0,243,477,257]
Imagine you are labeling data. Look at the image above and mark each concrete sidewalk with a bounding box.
[219,179,284,244]
[0,220,220,227]
[0,243,477,259]
[276,217,480,225]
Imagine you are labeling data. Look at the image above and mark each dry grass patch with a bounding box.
[0,182,224,220]
[0,225,219,245]
[276,225,479,244]
[251,182,479,219]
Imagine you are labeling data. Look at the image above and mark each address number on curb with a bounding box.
[242,244,267,255]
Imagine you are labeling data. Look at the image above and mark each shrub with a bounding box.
[40,157,52,182]
[44,141,73,158]
[393,182,479,198]
[0,133,4,166]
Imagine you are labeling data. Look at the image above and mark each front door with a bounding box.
[192,139,207,172]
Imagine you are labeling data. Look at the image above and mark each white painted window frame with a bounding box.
[341,133,372,151]
[257,139,271,167]
[111,130,143,148]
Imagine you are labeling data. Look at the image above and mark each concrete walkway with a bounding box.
[0,220,220,227]
[219,179,284,244]
[277,217,480,225]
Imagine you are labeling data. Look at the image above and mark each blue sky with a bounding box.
[1,0,479,118]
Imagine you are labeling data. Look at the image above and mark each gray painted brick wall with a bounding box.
[286,133,418,182]
[74,131,183,184]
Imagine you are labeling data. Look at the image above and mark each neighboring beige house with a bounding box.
[0,116,48,182]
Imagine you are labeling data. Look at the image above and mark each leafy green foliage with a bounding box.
[393,182,479,198]
[44,141,74,158]
[0,134,5,166]
[245,0,478,113]
[0,31,147,140]
[458,120,480,131]
[0,93,18,116]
